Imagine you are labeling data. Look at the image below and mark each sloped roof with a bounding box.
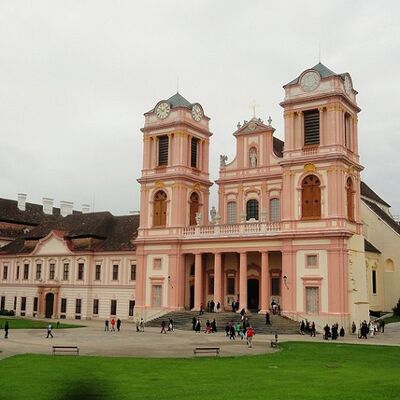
[364,238,381,254]
[360,181,390,207]
[286,62,338,86]
[0,213,140,254]
[273,137,284,158]
[166,92,193,109]
[362,198,400,236]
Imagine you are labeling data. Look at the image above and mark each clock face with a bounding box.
[300,71,321,92]
[191,104,203,122]
[344,75,352,95]
[155,102,171,119]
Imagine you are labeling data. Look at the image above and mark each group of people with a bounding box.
[192,317,217,333]
[160,319,174,334]
[135,318,145,332]
[205,300,221,313]
[355,319,384,339]
[224,319,255,347]
[104,318,122,332]
[299,320,316,336]
[323,323,345,340]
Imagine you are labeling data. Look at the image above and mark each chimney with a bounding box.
[60,201,74,217]
[82,204,91,214]
[17,193,27,211]
[42,198,54,215]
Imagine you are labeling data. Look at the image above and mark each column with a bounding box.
[194,253,203,310]
[213,252,222,307]
[259,251,270,313]
[239,252,247,310]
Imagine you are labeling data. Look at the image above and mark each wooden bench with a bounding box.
[52,345,79,355]
[193,347,220,356]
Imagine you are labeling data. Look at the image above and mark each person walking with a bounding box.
[195,318,201,333]
[160,321,167,334]
[116,318,122,332]
[211,319,217,333]
[265,312,271,325]
[111,318,116,331]
[4,321,9,339]
[192,316,197,331]
[140,318,145,332]
[310,321,316,337]
[104,320,109,331]
[136,319,140,332]
[168,319,174,332]
[246,326,255,348]
[46,323,53,338]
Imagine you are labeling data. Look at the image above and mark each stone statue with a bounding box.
[249,148,257,168]
[220,154,228,167]
[210,206,217,224]
[195,212,201,226]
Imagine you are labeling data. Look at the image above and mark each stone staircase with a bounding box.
[146,310,299,335]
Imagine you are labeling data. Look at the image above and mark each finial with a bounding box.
[249,100,259,118]
[267,116,272,126]
[237,122,241,129]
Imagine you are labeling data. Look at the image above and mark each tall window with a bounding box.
[95,265,101,280]
[49,263,55,280]
[158,135,169,166]
[269,198,280,222]
[372,270,377,294]
[21,297,26,312]
[130,264,136,281]
[77,263,84,280]
[93,299,99,315]
[189,192,200,226]
[75,299,82,314]
[153,190,167,227]
[346,178,354,221]
[304,109,320,145]
[13,296,17,310]
[16,265,20,280]
[63,263,69,281]
[33,297,38,312]
[191,137,199,168]
[227,202,237,224]
[60,298,67,314]
[110,300,117,315]
[36,264,42,280]
[301,175,321,219]
[246,199,259,221]
[112,265,119,281]
[23,264,29,280]
[227,277,235,295]
[271,277,281,296]
[306,287,319,314]
[344,113,351,148]
[2,266,8,280]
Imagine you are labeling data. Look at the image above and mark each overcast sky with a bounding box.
[1,1,399,217]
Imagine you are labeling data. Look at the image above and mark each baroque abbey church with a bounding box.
[1,63,399,330]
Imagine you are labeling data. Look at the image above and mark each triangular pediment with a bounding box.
[32,231,73,256]
[234,118,274,136]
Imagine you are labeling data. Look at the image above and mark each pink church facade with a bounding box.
[134,63,369,329]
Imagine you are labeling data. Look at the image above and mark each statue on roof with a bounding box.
[220,155,228,167]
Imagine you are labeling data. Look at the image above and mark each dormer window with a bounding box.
[304,109,320,146]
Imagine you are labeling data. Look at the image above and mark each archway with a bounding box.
[45,292,54,318]
[247,279,259,311]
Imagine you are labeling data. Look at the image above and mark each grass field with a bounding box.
[0,342,398,400]
[384,314,400,325]
[0,316,84,329]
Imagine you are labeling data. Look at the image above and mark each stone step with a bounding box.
[146,310,299,335]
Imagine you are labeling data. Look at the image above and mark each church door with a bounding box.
[247,279,259,311]
[45,293,54,318]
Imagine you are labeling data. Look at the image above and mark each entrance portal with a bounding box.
[45,293,54,318]
[189,285,194,310]
[247,279,259,311]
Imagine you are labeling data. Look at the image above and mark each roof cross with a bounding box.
[249,100,259,118]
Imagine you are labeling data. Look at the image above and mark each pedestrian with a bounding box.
[111,318,116,331]
[211,319,217,333]
[351,321,357,335]
[4,321,9,339]
[310,321,316,337]
[46,323,53,338]
[225,322,230,337]
[195,318,201,333]
[300,320,305,335]
[210,299,215,313]
[199,303,204,315]
[116,318,121,332]
[168,318,174,332]
[339,326,345,337]
[231,300,235,313]
[192,316,197,331]
[265,312,270,325]
[246,326,255,348]
[140,317,145,332]
[381,319,385,333]
[160,321,167,334]
[205,320,211,334]
[105,320,109,331]
[136,319,140,332]
[229,324,236,340]
[216,302,221,312]
[56,321,60,329]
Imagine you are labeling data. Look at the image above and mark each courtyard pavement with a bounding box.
[0,319,399,360]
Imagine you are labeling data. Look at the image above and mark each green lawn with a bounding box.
[383,314,400,325]
[0,342,399,400]
[0,316,84,329]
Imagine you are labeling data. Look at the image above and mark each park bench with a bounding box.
[193,347,220,356]
[52,345,80,355]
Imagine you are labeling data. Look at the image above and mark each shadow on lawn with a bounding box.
[61,379,111,400]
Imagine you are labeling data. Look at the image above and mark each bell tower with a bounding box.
[137,92,213,236]
[279,62,363,230]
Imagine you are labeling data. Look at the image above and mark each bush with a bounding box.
[0,309,15,316]
[393,298,400,317]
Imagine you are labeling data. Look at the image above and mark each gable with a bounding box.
[33,234,72,256]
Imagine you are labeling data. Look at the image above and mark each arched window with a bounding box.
[153,190,167,227]
[246,199,259,221]
[346,178,354,221]
[249,147,257,168]
[301,175,321,219]
[227,202,237,224]
[269,198,281,222]
[189,192,200,226]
